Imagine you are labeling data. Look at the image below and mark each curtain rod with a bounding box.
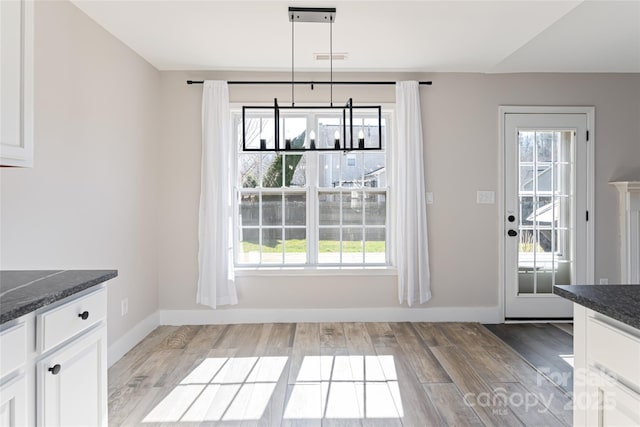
[186,80,432,86]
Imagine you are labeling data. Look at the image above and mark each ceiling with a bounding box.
[72,0,640,73]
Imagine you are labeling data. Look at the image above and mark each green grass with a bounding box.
[241,239,385,253]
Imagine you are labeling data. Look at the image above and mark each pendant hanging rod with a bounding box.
[187,80,432,86]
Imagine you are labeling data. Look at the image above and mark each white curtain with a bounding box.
[196,80,238,308]
[393,81,431,306]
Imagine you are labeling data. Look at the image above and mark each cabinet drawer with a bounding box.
[0,323,26,377]
[38,288,106,354]
[587,316,640,387]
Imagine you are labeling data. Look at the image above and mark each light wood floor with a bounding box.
[108,323,573,426]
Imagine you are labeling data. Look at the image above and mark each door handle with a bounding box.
[508,229,518,237]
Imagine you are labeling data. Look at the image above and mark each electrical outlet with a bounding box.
[121,298,128,316]
[599,278,609,285]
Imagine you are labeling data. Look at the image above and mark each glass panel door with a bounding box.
[517,130,573,295]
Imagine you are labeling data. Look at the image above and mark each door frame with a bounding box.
[498,106,595,322]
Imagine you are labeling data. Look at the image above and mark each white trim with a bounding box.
[235,266,397,277]
[498,106,595,321]
[107,312,160,368]
[159,306,501,325]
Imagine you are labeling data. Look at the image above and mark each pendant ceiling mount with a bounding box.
[288,7,336,23]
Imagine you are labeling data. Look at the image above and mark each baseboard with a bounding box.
[107,311,160,367]
[159,306,501,325]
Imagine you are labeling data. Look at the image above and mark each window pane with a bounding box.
[318,228,340,264]
[239,193,259,226]
[284,154,306,187]
[285,194,306,226]
[262,229,283,264]
[363,153,386,188]
[341,153,363,188]
[519,131,534,162]
[318,153,341,188]
[318,117,342,149]
[365,229,386,263]
[262,194,282,226]
[262,154,283,188]
[238,228,259,264]
[319,192,340,225]
[243,116,275,150]
[536,132,554,162]
[364,192,386,225]
[238,154,261,188]
[342,192,363,225]
[284,228,306,264]
[342,228,363,264]
[520,165,535,192]
[281,117,306,150]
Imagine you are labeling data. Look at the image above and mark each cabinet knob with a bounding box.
[78,311,89,320]
[48,364,61,375]
[507,229,518,237]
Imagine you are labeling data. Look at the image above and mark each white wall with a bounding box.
[0,1,161,345]
[158,70,640,319]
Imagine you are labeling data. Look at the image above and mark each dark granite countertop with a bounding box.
[554,285,640,330]
[0,270,117,324]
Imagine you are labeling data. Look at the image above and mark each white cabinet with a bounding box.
[0,286,108,427]
[574,304,640,426]
[38,326,107,427]
[0,323,27,427]
[0,375,27,427]
[0,0,34,167]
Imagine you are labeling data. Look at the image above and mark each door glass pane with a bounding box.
[517,130,574,295]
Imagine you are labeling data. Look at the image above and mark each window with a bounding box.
[234,109,390,267]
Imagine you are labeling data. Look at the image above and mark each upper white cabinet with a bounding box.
[0,0,34,167]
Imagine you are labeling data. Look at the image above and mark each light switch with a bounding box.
[425,192,433,205]
[477,190,495,204]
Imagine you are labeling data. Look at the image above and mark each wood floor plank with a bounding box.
[388,323,450,383]
[288,323,321,385]
[267,323,296,349]
[320,323,347,348]
[374,346,443,426]
[491,382,567,426]
[552,323,573,336]
[364,322,398,348]
[424,383,484,426]
[183,324,228,353]
[159,325,201,350]
[108,326,178,391]
[459,344,518,383]
[343,322,376,355]
[216,324,266,353]
[483,344,573,426]
[484,324,573,393]
[431,345,524,426]
[413,322,453,347]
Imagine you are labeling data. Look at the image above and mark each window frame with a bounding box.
[231,105,394,269]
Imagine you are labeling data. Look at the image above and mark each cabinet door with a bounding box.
[38,326,107,427]
[0,374,27,427]
[587,368,640,426]
[0,0,34,167]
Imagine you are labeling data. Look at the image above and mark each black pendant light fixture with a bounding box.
[241,7,383,152]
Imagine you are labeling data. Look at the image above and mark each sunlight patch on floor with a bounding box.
[142,354,403,423]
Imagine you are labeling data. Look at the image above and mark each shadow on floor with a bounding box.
[484,323,574,394]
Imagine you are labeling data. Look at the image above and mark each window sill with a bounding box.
[234,266,398,277]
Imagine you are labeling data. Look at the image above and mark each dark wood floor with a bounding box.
[484,323,574,394]
[108,322,573,426]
